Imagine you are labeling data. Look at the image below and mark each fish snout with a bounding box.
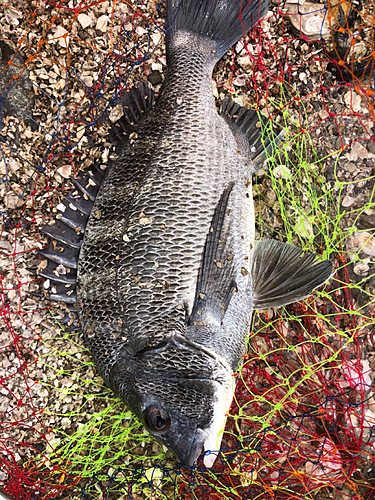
[177,427,208,467]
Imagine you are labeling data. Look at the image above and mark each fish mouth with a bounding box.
[174,374,234,468]
[181,427,208,467]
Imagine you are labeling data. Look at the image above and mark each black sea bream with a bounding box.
[74,0,333,467]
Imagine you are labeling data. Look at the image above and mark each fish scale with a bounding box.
[79,47,244,348]
[39,0,333,468]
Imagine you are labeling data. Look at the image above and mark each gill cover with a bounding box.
[109,335,233,467]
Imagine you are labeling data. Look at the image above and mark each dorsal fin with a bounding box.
[220,97,283,169]
[38,83,154,308]
[102,81,155,148]
[189,183,237,327]
[251,239,333,310]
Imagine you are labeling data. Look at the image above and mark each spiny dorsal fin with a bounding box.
[251,239,333,310]
[117,81,154,129]
[189,183,237,327]
[220,97,283,169]
[38,83,154,308]
[102,81,155,147]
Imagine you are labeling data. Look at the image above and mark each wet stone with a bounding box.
[147,70,163,86]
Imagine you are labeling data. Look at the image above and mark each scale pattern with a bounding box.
[77,34,256,404]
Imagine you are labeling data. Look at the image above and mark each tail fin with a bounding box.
[167,0,270,59]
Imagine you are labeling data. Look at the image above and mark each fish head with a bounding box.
[113,336,234,467]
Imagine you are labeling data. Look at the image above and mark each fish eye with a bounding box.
[144,406,171,433]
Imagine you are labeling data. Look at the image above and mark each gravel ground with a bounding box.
[0,0,374,498]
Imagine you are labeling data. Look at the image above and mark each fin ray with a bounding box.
[220,98,282,170]
[38,83,154,307]
[252,240,333,310]
[167,0,269,60]
[189,183,237,326]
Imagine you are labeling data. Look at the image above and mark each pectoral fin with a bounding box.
[189,183,237,327]
[252,240,333,310]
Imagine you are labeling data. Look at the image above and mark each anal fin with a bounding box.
[220,98,283,170]
[251,240,333,310]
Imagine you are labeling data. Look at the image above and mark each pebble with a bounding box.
[77,13,92,29]
[347,231,375,257]
[38,386,49,398]
[81,76,93,87]
[353,260,370,276]
[344,90,361,113]
[342,194,356,207]
[152,32,162,46]
[345,142,369,162]
[109,104,124,123]
[57,165,72,179]
[233,74,247,86]
[273,165,292,179]
[148,70,163,86]
[295,215,314,239]
[51,26,70,48]
[4,192,19,209]
[96,15,109,32]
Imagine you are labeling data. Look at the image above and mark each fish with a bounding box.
[41,0,333,469]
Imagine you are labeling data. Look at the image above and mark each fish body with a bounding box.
[76,0,333,467]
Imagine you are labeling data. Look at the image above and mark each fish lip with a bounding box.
[182,427,208,467]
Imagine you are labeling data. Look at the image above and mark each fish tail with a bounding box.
[166,0,269,61]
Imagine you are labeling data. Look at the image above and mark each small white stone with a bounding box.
[56,264,67,275]
[234,74,247,86]
[295,215,313,239]
[78,13,92,29]
[57,165,71,179]
[353,260,369,276]
[109,104,124,123]
[38,386,49,398]
[81,75,93,87]
[273,164,292,179]
[50,26,69,48]
[347,231,375,257]
[152,32,162,46]
[341,195,356,207]
[344,90,361,113]
[56,203,66,212]
[351,142,368,160]
[96,15,109,32]
[151,62,163,72]
[135,26,147,36]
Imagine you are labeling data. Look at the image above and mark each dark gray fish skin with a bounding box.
[79,32,247,467]
[77,0,332,468]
